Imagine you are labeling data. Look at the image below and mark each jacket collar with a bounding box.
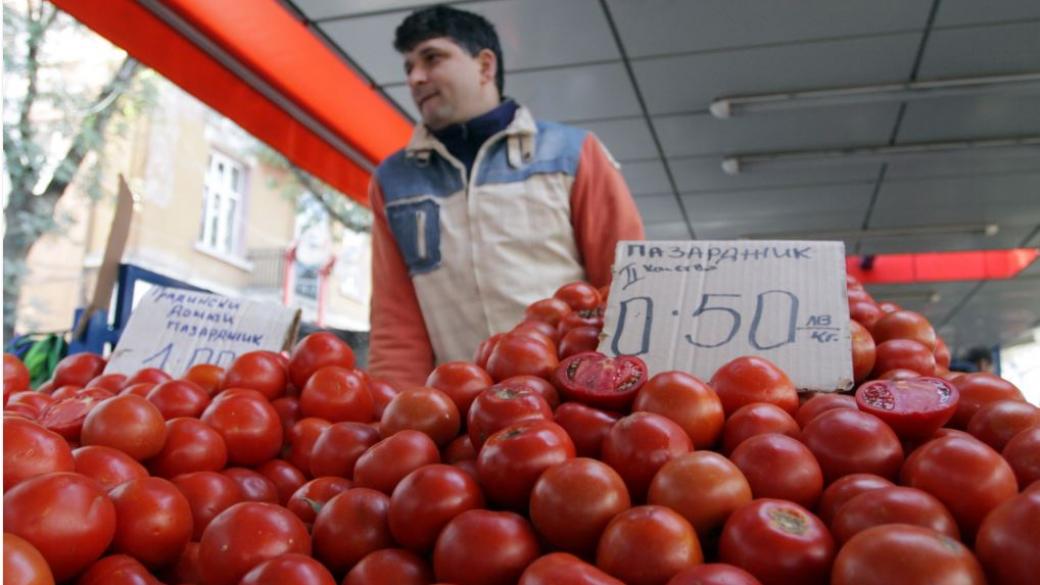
[405,103,538,165]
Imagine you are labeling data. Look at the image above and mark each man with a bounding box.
[368,5,644,387]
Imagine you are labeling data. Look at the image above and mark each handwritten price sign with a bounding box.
[599,241,854,391]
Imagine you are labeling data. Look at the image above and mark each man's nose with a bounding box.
[407,65,427,87]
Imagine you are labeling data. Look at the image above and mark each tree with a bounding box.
[3,1,150,343]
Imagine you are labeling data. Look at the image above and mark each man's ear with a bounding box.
[477,48,497,87]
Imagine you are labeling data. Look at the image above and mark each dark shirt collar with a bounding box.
[431,99,519,146]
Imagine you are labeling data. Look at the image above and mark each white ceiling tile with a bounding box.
[864,281,975,324]
[582,118,658,162]
[671,156,881,193]
[917,21,1040,79]
[644,221,694,240]
[383,85,419,120]
[857,227,1036,255]
[654,105,899,158]
[621,160,671,195]
[633,194,683,224]
[507,63,641,122]
[606,0,931,58]
[897,95,1040,143]
[886,151,1040,180]
[320,0,618,86]
[294,1,430,21]
[945,278,1040,348]
[871,173,1040,228]
[681,183,874,231]
[633,34,920,115]
[933,0,1040,27]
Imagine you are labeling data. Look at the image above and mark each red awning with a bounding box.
[847,249,1039,284]
[51,0,413,206]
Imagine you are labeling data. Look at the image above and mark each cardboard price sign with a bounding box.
[105,286,299,377]
[599,240,853,391]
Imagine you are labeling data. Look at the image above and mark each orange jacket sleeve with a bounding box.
[367,179,435,389]
[571,134,646,288]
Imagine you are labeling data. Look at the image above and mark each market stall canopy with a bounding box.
[50,0,414,205]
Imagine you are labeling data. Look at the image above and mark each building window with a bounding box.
[199,151,245,257]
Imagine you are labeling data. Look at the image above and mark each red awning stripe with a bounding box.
[847,249,1039,284]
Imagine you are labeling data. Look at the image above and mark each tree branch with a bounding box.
[288,164,371,233]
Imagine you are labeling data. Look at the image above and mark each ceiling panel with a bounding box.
[633,34,919,115]
[654,105,900,158]
[896,95,1040,143]
[292,0,432,21]
[871,173,1040,228]
[320,0,619,86]
[865,281,975,324]
[506,63,641,122]
[917,21,1040,79]
[886,151,1040,180]
[621,160,671,195]
[945,276,1040,347]
[633,194,683,224]
[671,156,880,193]
[583,117,658,162]
[857,226,1036,255]
[933,0,1040,27]
[383,85,419,120]
[607,0,931,58]
[681,183,874,231]
[644,221,694,240]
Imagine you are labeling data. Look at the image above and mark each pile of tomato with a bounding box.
[3,277,1038,585]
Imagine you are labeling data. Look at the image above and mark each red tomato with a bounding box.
[975,488,1040,585]
[553,402,619,459]
[530,457,630,555]
[514,318,563,345]
[950,372,1025,429]
[426,361,493,418]
[312,488,393,574]
[934,338,951,370]
[597,505,702,585]
[666,564,762,585]
[556,308,605,337]
[172,471,245,540]
[730,433,824,509]
[3,353,31,400]
[3,472,117,582]
[3,417,74,491]
[555,281,603,311]
[388,464,484,552]
[486,332,559,382]
[201,392,283,465]
[353,430,441,495]
[719,499,834,585]
[6,390,55,418]
[872,339,936,377]
[816,473,893,526]
[77,554,161,585]
[109,476,194,567]
[81,395,167,461]
[72,445,148,490]
[270,395,302,438]
[1002,425,1040,489]
[299,366,374,423]
[525,297,573,328]
[37,388,113,441]
[602,412,692,501]
[553,352,648,411]
[52,352,106,387]
[831,485,958,545]
[871,310,937,350]
[286,417,332,477]
[256,460,307,506]
[966,399,1040,451]
[84,372,127,393]
[500,374,561,409]
[648,451,752,539]
[473,333,504,370]
[222,467,279,503]
[721,402,800,455]
[166,541,202,585]
[146,379,211,419]
[239,553,336,585]
[288,332,356,390]
[879,368,929,380]
[849,320,876,383]
[878,301,901,313]
[477,420,575,509]
[147,417,227,478]
[47,384,84,401]
[854,377,959,442]
[287,477,353,526]
[222,350,288,400]
[197,502,311,585]
[380,387,460,447]
[119,382,156,398]
[849,301,882,331]
[309,421,381,478]
[710,356,798,416]
[126,367,173,386]
[183,363,224,395]
[3,532,54,585]
[558,326,601,359]
[443,434,477,463]
[634,371,724,449]
[801,408,903,482]
[520,553,623,585]
[795,393,856,428]
[368,378,399,419]
[467,385,552,449]
[343,548,434,585]
[434,509,541,585]
[831,524,984,585]
[901,434,1017,538]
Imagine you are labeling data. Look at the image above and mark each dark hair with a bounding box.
[394,5,504,96]
[965,346,993,364]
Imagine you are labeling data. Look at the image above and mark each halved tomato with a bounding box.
[855,377,958,442]
[552,352,647,410]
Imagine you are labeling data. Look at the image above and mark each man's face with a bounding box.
[403,37,494,130]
